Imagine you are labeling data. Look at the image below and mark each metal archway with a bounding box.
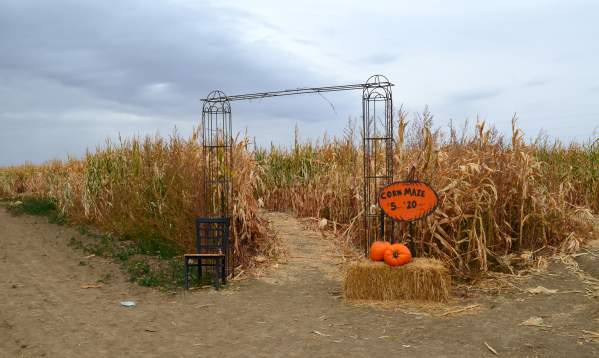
[202,75,394,259]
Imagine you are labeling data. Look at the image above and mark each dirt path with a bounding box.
[257,212,344,284]
[1,208,598,357]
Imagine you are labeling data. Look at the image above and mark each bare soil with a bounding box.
[1,208,598,357]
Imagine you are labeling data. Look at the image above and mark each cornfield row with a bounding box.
[0,128,278,269]
[1,113,597,278]
[256,112,598,277]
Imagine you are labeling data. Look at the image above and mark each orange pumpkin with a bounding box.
[369,241,391,261]
[383,244,412,267]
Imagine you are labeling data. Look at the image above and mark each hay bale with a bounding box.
[343,258,451,302]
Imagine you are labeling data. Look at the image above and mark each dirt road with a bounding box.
[1,208,598,357]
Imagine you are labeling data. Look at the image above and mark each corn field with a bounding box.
[0,128,277,269]
[1,113,597,278]
[256,111,598,277]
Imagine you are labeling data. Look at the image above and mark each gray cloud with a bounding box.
[0,0,338,165]
[0,1,322,116]
[522,78,550,88]
[1,1,599,165]
[449,87,503,103]
[361,53,399,65]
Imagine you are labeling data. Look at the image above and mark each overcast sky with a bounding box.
[1,0,598,165]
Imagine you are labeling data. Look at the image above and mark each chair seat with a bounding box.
[184,253,225,257]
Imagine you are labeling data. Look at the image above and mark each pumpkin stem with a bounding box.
[393,250,399,258]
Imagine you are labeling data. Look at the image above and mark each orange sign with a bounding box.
[378,181,439,222]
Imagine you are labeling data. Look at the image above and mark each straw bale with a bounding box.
[343,258,451,302]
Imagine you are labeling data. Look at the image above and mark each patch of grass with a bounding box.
[48,212,67,225]
[97,272,113,284]
[68,228,186,289]
[12,197,55,215]
[68,236,84,250]
[136,232,180,259]
[7,197,67,225]
[77,226,89,235]
[124,258,186,288]
[126,261,154,285]
[114,246,136,262]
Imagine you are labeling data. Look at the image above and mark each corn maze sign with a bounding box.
[378,181,439,222]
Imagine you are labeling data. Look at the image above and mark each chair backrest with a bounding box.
[195,217,230,254]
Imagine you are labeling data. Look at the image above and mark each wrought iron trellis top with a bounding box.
[200,79,394,103]
[202,90,231,113]
[365,74,392,86]
[204,89,229,102]
[363,74,393,98]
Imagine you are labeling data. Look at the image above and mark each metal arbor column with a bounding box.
[201,90,233,276]
[362,75,394,255]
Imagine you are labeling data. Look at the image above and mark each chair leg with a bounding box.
[184,257,189,289]
[197,258,202,283]
[214,259,221,290]
[221,257,226,285]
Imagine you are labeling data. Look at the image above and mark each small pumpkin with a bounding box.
[369,240,391,261]
[383,244,412,267]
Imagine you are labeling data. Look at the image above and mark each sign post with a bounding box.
[377,167,439,255]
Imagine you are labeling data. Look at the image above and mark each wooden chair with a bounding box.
[183,217,229,289]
